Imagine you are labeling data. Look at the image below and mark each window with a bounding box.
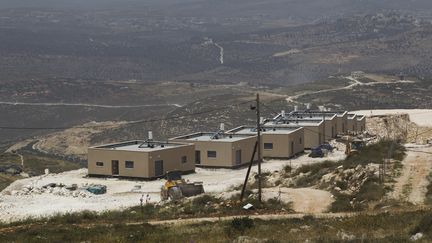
[299,137,302,144]
[264,143,273,149]
[125,161,134,168]
[207,151,217,158]
[181,156,187,163]
[96,162,104,167]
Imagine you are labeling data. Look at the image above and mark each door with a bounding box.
[195,150,201,164]
[111,160,119,175]
[235,150,242,165]
[155,160,164,177]
[291,141,294,156]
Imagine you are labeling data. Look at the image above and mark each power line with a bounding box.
[0,100,252,130]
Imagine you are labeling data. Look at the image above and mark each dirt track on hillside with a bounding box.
[391,145,432,204]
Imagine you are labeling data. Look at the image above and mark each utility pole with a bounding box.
[322,112,326,143]
[256,93,262,204]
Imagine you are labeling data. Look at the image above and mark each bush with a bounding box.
[410,212,432,237]
[344,140,406,168]
[425,172,432,205]
[356,179,385,201]
[294,161,338,176]
[230,217,254,233]
[191,194,220,206]
[293,161,340,187]
[330,193,353,212]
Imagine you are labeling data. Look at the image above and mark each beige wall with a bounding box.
[335,114,348,135]
[88,148,149,178]
[231,137,259,166]
[303,124,325,148]
[347,118,357,132]
[261,129,304,158]
[87,144,195,178]
[323,119,337,141]
[147,145,195,177]
[356,118,366,132]
[172,137,257,168]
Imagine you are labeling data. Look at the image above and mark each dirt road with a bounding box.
[262,188,334,214]
[391,145,432,204]
[286,75,415,104]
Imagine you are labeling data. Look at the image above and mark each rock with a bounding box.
[5,168,21,175]
[300,225,310,230]
[334,187,341,191]
[410,232,423,241]
[337,231,355,240]
[289,228,300,233]
[233,236,268,243]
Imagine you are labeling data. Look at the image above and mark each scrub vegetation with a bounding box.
[1,210,432,242]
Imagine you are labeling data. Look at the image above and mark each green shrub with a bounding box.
[344,140,406,168]
[356,179,385,201]
[410,212,432,237]
[330,193,353,212]
[230,217,254,232]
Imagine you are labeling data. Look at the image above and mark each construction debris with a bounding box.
[6,182,107,197]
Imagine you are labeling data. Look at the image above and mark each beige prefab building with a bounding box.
[347,114,358,133]
[284,112,337,141]
[88,140,195,179]
[333,111,348,135]
[264,119,325,149]
[347,114,366,133]
[356,115,366,132]
[228,126,304,158]
[170,133,257,168]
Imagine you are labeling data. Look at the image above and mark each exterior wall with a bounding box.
[147,144,195,177]
[347,117,357,133]
[335,114,348,135]
[87,144,195,178]
[231,137,259,166]
[323,119,337,141]
[172,137,257,168]
[172,140,232,167]
[356,118,366,132]
[303,124,325,149]
[261,129,304,158]
[87,148,149,178]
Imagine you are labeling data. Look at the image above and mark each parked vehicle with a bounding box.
[160,170,204,201]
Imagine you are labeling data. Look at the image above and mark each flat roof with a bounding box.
[264,119,324,127]
[289,110,347,117]
[91,140,189,152]
[347,114,357,119]
[228,126,303,135]
[172,132,255,142]
[289,112,337,120]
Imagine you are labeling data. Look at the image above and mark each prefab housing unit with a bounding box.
[333,111,348,135]
[300,111,348,135]
[264,119,325,149]
[283,112,337,141]
[228,126,304,159]
[88,140,195,179]
[347,114,358,133]
[356,115,366,132]
[170,132,257,168]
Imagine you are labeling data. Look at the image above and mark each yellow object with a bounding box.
[164,180,184,190]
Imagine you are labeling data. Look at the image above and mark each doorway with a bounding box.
[155,160,164,177]
[235,150,242,165]
[111,160,119,175]
[195,150,201,164]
